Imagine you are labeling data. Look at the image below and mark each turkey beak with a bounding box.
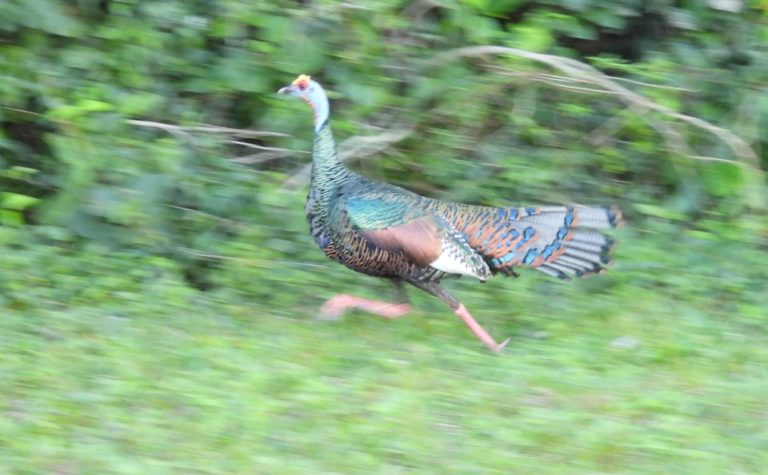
[278,85,296,94]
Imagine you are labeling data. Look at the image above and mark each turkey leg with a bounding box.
[409,280,509,353]
[319,279,412,320]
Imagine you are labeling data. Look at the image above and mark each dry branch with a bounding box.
[226,140,309,154]
[127,119,304,166]
[432,46,759,165]
[127,120,289,138]
[431,45,766,209]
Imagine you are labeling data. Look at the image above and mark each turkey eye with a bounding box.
[299,82,308,91]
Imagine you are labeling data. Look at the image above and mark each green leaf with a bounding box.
[0,209,23,226]
[77,99,114,113]
[1,192,39,211]
[699,162,743,197]
[513,24,554,52]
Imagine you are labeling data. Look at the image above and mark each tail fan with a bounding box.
[451,204,621,280]
[521,206,621,280]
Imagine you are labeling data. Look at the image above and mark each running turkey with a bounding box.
[278,74,621,352]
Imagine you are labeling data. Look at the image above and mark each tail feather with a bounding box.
[563,247,611,266]
[557,255,602,272]
[537,265,571,280]
[574,205,622,228]
[543,262,585,279]
[445,203,621,280]
[570,228,614,246]
[564,240,607,254]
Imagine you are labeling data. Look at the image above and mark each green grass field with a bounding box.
[1,217,767,474]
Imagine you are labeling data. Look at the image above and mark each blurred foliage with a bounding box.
[2,1,768,472]
[1,0,767,278]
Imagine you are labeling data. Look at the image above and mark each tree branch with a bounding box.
[431,45,766,209]
[126,120,289,138]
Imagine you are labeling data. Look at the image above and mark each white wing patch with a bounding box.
[429,236,490,280]
[430,252,482,278]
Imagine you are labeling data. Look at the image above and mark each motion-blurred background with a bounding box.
[1,1,767,472]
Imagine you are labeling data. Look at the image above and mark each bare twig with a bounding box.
[494,69,692,93]
[127,119,301,165]
[226,140,309,154]
[125,119,193,142]
[165,205,244,226]
[174,247,269,267]
[127,120,289,138]
[533,81,618,95]
[611,76,692,93]
[688,155,745,165]
[230,151,294,165]
[226,140,307,164]
[1,106,47,118]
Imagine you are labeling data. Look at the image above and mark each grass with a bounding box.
[1,219,767,474]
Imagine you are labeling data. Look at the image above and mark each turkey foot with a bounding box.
[454,304,509,353]
[319,294,412,320]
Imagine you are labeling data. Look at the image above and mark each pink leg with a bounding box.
[319,294,412,320]
[454,304,509,353]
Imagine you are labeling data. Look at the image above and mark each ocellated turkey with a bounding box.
[278,75,622,352]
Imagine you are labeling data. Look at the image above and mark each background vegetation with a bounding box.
[1,0,767,472]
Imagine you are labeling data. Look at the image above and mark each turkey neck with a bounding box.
[309,122,352,207]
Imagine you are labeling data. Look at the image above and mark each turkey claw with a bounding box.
[492,338,510,353]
